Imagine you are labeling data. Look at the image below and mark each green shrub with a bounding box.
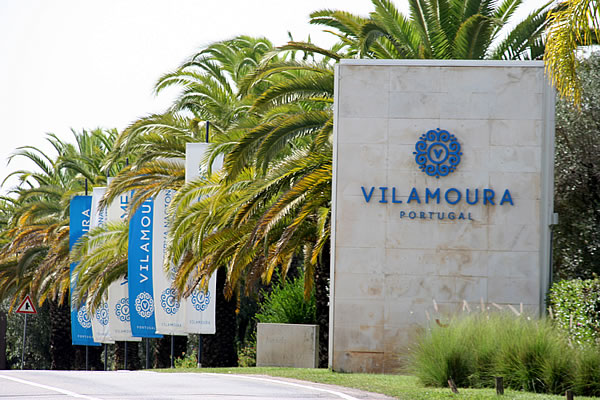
[3,299,52,369]
[411,314,575,394]
[255,272,316,325]
[547,278,600,396]
[548,278,600,346]
[174,350,197,368]
[237,339,256,367]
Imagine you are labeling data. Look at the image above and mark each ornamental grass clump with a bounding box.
[573,346,600,397]
[494,317,574,393]
[410,316,474,388]
[411,313,575,395]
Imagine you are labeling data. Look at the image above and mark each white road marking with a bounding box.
[0,374,103,400]
[204,373,362,400]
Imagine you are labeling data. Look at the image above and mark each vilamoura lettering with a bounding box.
[119,193,129,286]
[361,187,513,206]
[81,208,90,233]
[360,186,514,222]
[120,193,129,219]
[138,202,152,284]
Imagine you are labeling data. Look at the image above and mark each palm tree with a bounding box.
[311,0,551,60]
[89,36,277,367]
[0,129,122,302]
[545,0,599,104]
[102,36,275,210]
[210,0,555,297]
[71,221,129,311]
[0,199,12,369]
[166,44,339,366]
[0,129,121,369]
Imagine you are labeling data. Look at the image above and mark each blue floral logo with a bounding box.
[413,128,462,178]
[77,306,92,329]
[190,289,211,312]
[135,292,154,319]
[115,297,130,322]
[96,303,109,326]
[160,288,180,315]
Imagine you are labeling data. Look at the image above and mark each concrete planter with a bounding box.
[256,323,319,368]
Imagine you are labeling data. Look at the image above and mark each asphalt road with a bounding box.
[0,370,393,400]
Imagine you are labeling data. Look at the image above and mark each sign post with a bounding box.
[21,314,26,370]
[16,295,37,369]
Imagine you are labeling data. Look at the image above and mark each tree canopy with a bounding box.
[1,0,599,370]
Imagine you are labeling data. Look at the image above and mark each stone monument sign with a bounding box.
[330,60,555,373]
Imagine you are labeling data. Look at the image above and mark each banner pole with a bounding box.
[200,120,209,369]
[145,338,150,369]
[124,341,128,370]
[104,343,108,370]
[21,314,27,370]
[85,346,89,371]
[197,335,202,368]
[170,335,174,368]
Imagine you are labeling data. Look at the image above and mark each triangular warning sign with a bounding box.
[16,295,37,314]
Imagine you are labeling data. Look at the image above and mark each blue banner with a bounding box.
[128,199,161,338]
[69,195,100,346]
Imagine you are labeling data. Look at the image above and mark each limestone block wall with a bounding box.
[330,60,554,373]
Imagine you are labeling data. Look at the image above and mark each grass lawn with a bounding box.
[156,367,594,399]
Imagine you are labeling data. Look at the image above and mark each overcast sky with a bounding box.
[0,0,548,193]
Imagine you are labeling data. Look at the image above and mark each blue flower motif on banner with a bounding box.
[413,128,462,178]
[190,289,211,312]
[77,305,92,329]
[135,292,154,319]
[96,303,109,326]
[115,297,130,322]
[160,288,180,315]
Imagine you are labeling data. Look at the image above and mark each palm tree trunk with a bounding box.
[126,341,141,370]
[154,335,187,368]
[49,300,73,370]
[315,240,330,368]
[70,345,102,370]
[114,342,124,369]
[201,267,238,367]
[115,341,142,370]
[0,309,6,369]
